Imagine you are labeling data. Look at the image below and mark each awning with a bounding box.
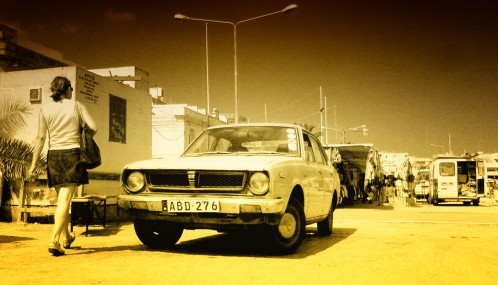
[324,143,375,172]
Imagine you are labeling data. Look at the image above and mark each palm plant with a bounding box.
[294,122,322,139]
[0,94,32,137]
[0,95,46,181]
[0,137,46,181]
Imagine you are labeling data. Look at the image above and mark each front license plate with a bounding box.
[163,199,220,213]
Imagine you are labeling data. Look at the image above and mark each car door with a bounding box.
[302,133,324,219]
[308,135,334,216]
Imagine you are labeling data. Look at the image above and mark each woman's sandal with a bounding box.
[48,242,65,256]
[63,232,76,249]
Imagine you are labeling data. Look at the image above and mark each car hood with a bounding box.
[123,155,298,171]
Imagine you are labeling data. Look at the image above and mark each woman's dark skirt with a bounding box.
[47,148,88,188]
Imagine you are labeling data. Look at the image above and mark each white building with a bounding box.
[0,66,152,220]
[152,104,227,158]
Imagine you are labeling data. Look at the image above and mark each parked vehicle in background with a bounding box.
[414,168,430,201]
[414,181,430,201]
[481,158,498,199]
[428,154,484,206]
[118,124,341,254]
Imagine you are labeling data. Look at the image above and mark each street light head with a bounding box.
[282,4,298,13]
[174,14,190,22]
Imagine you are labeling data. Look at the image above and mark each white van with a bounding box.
[428,154,484,206]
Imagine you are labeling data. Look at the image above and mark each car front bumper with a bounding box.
[117,194,286,228]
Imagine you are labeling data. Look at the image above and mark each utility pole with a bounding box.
[205,23,210,127]
[324,96,328,144]
[448,133,452,154]
[264,103,268,123]
[334,104,338,142]
[319,86,324,143]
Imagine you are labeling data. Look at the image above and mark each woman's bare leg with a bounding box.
[50,185,77,244]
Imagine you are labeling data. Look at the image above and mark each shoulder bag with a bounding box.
[76,102,101,169]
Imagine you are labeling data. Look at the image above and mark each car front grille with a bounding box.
[147,170,246,192]
[149,172,189,187]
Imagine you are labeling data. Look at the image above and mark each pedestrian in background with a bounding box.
[28,76,97,256]
[395,176,403,204]
[386,178,395,205]
[377,179,386,206]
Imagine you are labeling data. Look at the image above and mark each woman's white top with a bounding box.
[41,100,80,150]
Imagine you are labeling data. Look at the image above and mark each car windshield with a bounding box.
[183,126,300,156]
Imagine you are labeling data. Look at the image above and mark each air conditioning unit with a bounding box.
[29,88,42,102]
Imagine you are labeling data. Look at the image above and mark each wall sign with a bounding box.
[77,72,100,104]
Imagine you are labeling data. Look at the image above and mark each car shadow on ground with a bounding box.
[68,223,357,258]
[70,244,145,255]
[340,201,396,210]
[166,226,357,259]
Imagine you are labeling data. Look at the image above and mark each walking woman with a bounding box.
[28,76,97,256]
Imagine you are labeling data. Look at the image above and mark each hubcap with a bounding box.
[278,212,297,239]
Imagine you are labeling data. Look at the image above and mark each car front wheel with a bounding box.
[134,219,183,249]
[266,197,305,255]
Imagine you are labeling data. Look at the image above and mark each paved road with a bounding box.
[1,201,497,285]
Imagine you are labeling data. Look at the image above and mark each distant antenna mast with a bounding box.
[264,103,267,123]
[448,133,452,154]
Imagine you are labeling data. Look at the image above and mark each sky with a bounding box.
[2,0,498,158]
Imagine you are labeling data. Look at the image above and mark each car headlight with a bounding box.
[248,172,269,195]
[126,171,145,193]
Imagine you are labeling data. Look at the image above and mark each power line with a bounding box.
[152,125,184,141]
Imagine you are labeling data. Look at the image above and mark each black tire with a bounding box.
[317,194,336,236]
[266,197,305,255]
[473,199,480,206]
[134,219,183,249]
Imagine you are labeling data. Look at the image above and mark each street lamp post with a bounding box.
[205,22,210,121]
[174,4,298,123]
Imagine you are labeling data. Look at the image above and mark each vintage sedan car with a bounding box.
[118,124,340,254]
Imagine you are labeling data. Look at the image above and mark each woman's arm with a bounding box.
[27,110,47,177]
[78,102,98,134]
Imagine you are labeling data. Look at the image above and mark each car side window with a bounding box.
[309,135,326,165]
[302,134,315,162]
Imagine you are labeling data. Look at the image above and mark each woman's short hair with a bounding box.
[50,76,71,102]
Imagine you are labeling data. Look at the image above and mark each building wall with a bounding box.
[0,66,152,197]
[152,104,186,158]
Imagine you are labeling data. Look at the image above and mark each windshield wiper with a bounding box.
[201,151,232,155]
[252,151,287,155]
